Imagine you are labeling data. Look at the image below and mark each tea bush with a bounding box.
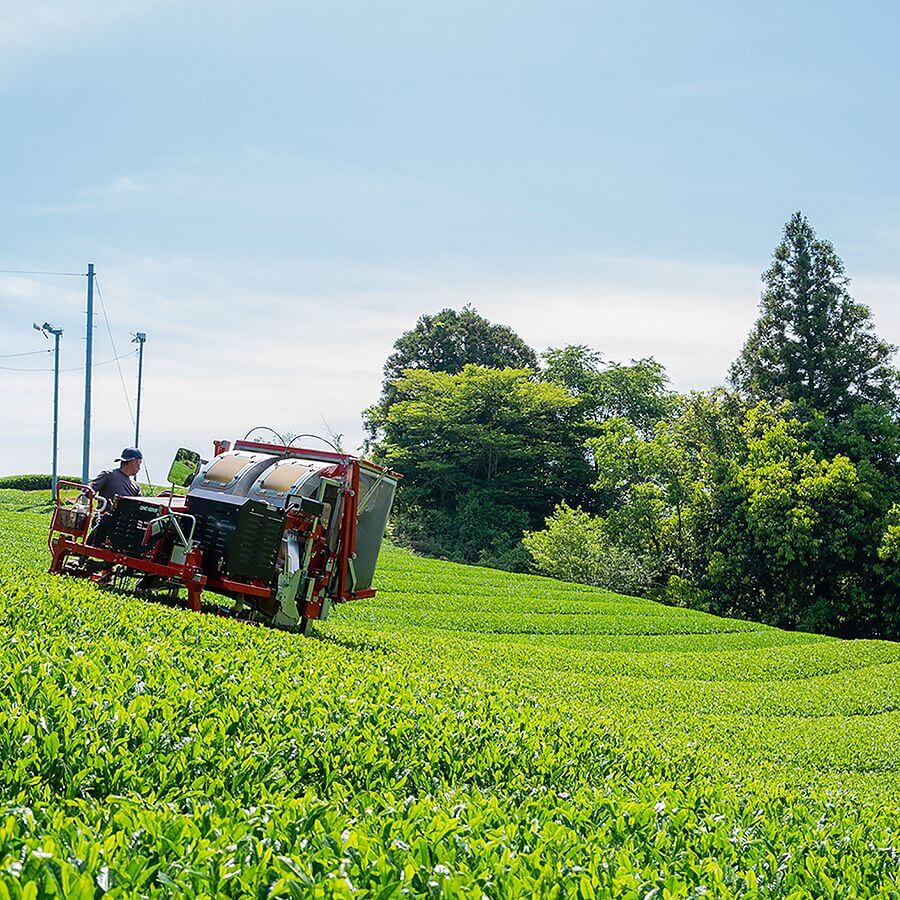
[0,489,898,897]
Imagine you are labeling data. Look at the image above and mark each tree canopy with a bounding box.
[382,306,538,386]
[365,213,900,636]
[541,345,677,433]
[730,212,899,422]
[368,365,585,514]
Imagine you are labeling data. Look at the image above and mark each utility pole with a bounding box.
[82,262,94,483]
[132,331,147,447]
[34,322,64,495]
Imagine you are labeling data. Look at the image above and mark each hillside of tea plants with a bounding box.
[0,487,898,897]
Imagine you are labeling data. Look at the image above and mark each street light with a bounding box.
[34,322,64,495]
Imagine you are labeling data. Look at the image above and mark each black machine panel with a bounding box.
[187,492,285,583]
[100,497,162,558]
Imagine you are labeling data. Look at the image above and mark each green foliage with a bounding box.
[541,345,677,433]
[708,403,878,632]
[523,502,655,595]
[381,305,538,387]
[1,492,900,896]
[879,504,900,563]
[365,309,558,567]
[731,211,899,422]
[0,474,79,491]
[526,389,900,638]
[368,365,591,564]
[875,504,900,634]
[394,488,531,570]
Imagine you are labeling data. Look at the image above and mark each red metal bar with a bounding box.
[206,575,272,599]
[234,440,350,466]
[50,537,277,606]
[51,539,204,581]
[233,440,399,478]
[186,585,202,612]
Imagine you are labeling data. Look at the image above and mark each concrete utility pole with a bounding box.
[82,262,94,484]
[132,331,147,447]
[33,322,64,495]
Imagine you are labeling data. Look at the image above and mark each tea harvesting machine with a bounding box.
[47,436,398,632]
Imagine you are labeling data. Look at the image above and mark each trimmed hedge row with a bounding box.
[0,474,80,491]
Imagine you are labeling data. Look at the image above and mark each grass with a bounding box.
[0,487,898,897]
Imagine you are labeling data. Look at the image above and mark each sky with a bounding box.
[1,0,899,482]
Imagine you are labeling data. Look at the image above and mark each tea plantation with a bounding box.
[0,489,898,897]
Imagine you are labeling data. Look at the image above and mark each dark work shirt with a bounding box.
[90,467,141,503]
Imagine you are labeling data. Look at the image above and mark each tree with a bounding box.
[706,403,879,634]
[731,212,899,423]
[522,503,654,595]
[381,306,538,386]
[878,503,900,637]
[588,414,703,581]
[524,393,737,597]
[365,365,588,566]
[541,345,677,433]
[366,306,540,448]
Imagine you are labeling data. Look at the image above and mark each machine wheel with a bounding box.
[299,616,312,636]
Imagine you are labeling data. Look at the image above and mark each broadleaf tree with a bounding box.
[365,365,589,567]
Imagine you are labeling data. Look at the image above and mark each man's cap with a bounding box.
[115,447,143,462]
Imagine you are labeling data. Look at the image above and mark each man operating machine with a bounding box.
[48,434,398,633]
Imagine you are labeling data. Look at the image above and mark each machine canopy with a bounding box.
[202,454,256,485]
[260,459,318,493]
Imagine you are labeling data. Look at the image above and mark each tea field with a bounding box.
[0,488,898,897]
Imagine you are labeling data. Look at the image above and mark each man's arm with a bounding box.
[89,471,108,496]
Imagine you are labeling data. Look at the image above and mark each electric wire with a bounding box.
[0,348,51,358]
[0,269,85,277]
[94,276,136,426]
[94,275,154,486]
[0,349,136,372]
[60,349,137,373]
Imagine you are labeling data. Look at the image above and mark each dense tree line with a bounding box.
[365,215,900,638]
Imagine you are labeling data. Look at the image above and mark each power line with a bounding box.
[61,349,137,372]
[0,349,136,372]
[0,349,51,359]
[0,269,85,277]
[94,276,136,426]
[93,276,154,485]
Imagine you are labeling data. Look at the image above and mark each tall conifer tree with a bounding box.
[731,212,898,422]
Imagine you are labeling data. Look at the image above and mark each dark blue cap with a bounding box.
[115,447,143,462]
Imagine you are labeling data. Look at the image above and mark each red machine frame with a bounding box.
[48,441,390,625]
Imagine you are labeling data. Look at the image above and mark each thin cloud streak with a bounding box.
[0,1,173,51]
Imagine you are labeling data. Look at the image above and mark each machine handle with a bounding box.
[143,512,197,551]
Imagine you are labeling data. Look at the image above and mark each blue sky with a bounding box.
[1,0,898,479]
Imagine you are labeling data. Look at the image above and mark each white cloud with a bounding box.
[2,252,898,482]
[29,174,167,215]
